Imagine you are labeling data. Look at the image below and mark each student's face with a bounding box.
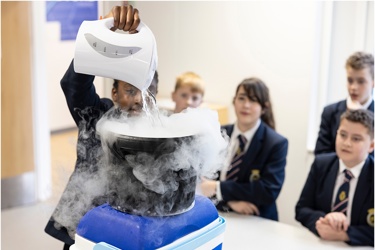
[336,119,374,168]
[233,86,262,131]
[172,86,203,113]
[346,66,374,105]
[112,81,143,115]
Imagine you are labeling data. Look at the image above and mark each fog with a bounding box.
[52,103,229,238]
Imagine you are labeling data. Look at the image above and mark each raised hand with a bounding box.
[104,5,140,33]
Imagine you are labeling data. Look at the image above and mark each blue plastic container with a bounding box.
[72,195,225,250]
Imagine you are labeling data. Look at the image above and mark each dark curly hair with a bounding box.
[113,70,159,91]
[340,109,374,139]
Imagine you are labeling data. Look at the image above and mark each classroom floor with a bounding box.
[1,129,78,250]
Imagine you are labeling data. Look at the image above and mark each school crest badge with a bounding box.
[250,169,260,182]
[367,208,374,227]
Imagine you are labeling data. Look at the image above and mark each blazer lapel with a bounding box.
[223,125,234,138]
[322,158,340,212]
[333,101,347,131]
[367,100,374,112]
[223,123,263,180]
[351,158,372,224]
[241,122,264,169]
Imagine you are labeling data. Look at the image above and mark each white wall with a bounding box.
[31,1,52,202]
[45,21,77,131]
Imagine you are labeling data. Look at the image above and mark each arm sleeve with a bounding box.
[314,107,334,155]
[346,225,374,246]
[60,59,102,126]
[295,160,326,236]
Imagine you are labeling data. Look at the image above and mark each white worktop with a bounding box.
[220,212,373,250]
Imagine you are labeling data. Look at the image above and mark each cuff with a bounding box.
[216,181,223,201]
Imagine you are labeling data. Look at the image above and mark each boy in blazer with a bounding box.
[200,77,288,221]
[315,51,374,155]
[296,109,374,246]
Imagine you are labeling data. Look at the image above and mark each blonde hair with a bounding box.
[174,72,205,96]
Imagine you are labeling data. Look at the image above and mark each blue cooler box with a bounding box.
[70,195,226,250]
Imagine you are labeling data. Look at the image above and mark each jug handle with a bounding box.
[101,17,145,33]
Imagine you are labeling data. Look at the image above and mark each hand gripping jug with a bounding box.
[74,17,158,91]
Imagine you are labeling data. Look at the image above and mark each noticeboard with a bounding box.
[46,1,98,41]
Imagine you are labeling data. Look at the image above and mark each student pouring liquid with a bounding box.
[44,5,159,250]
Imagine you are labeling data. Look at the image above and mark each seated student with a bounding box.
[315,51,374,155]
[199,77,288,221]
[171,71,205,113]
[296,109,374,246]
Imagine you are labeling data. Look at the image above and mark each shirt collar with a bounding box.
[339,158,365,179]
[346,97,373,110]
[233,119,261,143]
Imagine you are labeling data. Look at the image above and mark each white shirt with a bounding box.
[216,119,261,201]
[331,159,364,225]
[346,97,373,110]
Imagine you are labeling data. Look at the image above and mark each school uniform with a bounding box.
[314,98,374,155]
[45,60,114,246]
[216,121,288,221]
[295,153,374,246]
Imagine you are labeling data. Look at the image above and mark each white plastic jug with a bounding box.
[74,17,158,91]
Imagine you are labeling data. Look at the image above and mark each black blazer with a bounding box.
[217,122,288,221]
[45,60,114,245]
[314,99,374,155]
[295,153,374,246]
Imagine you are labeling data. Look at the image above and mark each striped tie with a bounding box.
[332,169,354,214]
[226,134,247,181]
